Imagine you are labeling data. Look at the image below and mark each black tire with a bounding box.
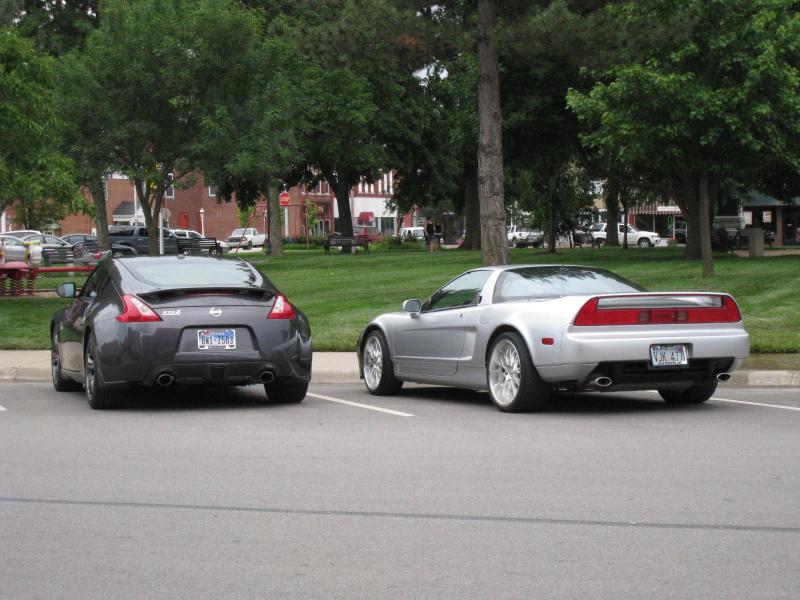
[637,238,652,248]
[265,379,308,403]
[658,382,717,404]
[247,241,253,250]
[51,330,80,392]
[362,330,403,395]
[83,334,117,409]
[486,332,551,412]
[596,238,605,247]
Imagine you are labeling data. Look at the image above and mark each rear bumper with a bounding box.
[140,359,311,386]
[537,326,749,389]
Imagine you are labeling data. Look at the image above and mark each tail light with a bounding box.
[573,295,741,326]
[116,294,162,323]
[268,294,296,319]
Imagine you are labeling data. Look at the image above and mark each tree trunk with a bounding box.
[477,0,508,266]
[698,171,715,277]
[136,179,166,256]
[268,185,283,256]
[604,178,619,246]
[621,188,629,249]
[676,169,701,259]
[462,157,481,250]
[89,177,110,250]
[331,175,354,237]
[546,186,558,254]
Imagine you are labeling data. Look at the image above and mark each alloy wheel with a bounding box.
[488,339,521,407]
[363,335,383,390]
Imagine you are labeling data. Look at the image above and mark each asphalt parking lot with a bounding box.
[1,382,798,599]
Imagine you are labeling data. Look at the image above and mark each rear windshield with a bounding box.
[124,258,266,289]
[493,267,644,302]
[231,229,245,236]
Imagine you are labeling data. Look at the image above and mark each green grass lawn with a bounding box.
[1,246,798,353]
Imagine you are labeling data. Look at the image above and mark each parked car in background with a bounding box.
[507,225,538,246]
[171,229,204,240]
[572,226,594,247]
[50,255,312,409]
[398,226,425,242]
[0,234,43,266]
[19,233,71,250]
[1,229,41,239]
[590,223,661,247]
[108,226,179,255]
[61,234,138,258]
[511,229,544,248]
[226,227,265,249]
[353,225,383,243]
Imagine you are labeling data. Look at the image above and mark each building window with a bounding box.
[208,185,217,197]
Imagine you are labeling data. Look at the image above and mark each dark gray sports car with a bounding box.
[51,255,312,409]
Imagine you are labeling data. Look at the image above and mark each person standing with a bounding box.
[433,219,443,252]
[424,218,434,253]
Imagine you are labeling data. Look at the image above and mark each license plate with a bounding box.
[650,344,688,367]
[197,329,236,350]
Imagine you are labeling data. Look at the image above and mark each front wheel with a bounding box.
[658,382,717,404]
[487,332,550,412]
[637,238,652,248]
[362,330,403,395]
[84,334,117,409]
[246,241,253,250]
[265,379,308,403]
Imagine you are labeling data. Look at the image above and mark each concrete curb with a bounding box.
[0,351,798,386]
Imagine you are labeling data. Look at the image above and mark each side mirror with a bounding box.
[56,282,76,298]
[403,299,421,316]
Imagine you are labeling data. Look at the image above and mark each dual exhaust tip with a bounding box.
[590,372,732,389]
[156,370,276,386]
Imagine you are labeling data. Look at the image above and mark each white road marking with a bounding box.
[0,405,6,412]
[711,397,800,412]
[307,392,414,417]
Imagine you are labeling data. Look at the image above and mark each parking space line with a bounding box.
[307,392,414,417]
[711,397,800,412]
[0,405,6,412]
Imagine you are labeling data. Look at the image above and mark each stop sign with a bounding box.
[279,192,291,207]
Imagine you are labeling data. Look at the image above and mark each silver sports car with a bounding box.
[358,265,749,412]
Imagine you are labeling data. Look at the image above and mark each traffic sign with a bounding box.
[279,192,291,207]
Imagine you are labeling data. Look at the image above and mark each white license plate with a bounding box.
[197,329,236,350]
[650,344,688,367]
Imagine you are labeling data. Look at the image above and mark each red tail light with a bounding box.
[268,294,296,319]
[116,294,162,323]
[573,295,741,326]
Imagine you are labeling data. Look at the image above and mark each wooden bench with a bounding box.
[324,235,370,254]
[176,237,222,255]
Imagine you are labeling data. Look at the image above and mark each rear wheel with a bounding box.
[658,382,717,404]
[362,330,403,395]
[487,332,550,412]
[84,334,117,409]
[595,238,605,247]
[637,238,652,248]
[246,241,253,250]
[265,379,308,403]
[52,331,80,391]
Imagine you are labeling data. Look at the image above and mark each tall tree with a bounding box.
[0,29,77,228]
[476,0,508,265]
[74,0,266,254]
[9,0,98,56]
[568,0,800,276]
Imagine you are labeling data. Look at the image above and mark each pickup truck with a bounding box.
[108,226,179,255]
[226,227,266,249]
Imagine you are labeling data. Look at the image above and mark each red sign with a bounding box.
[279,192,291,207]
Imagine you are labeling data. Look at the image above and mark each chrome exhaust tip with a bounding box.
[593,376,613,388]
[259,370,275,384]
[716,372,732,383]
[156,372,175,387]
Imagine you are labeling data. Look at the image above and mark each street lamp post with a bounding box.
[199,207,205,236]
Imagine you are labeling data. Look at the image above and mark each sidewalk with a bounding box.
[1,351,798,386]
